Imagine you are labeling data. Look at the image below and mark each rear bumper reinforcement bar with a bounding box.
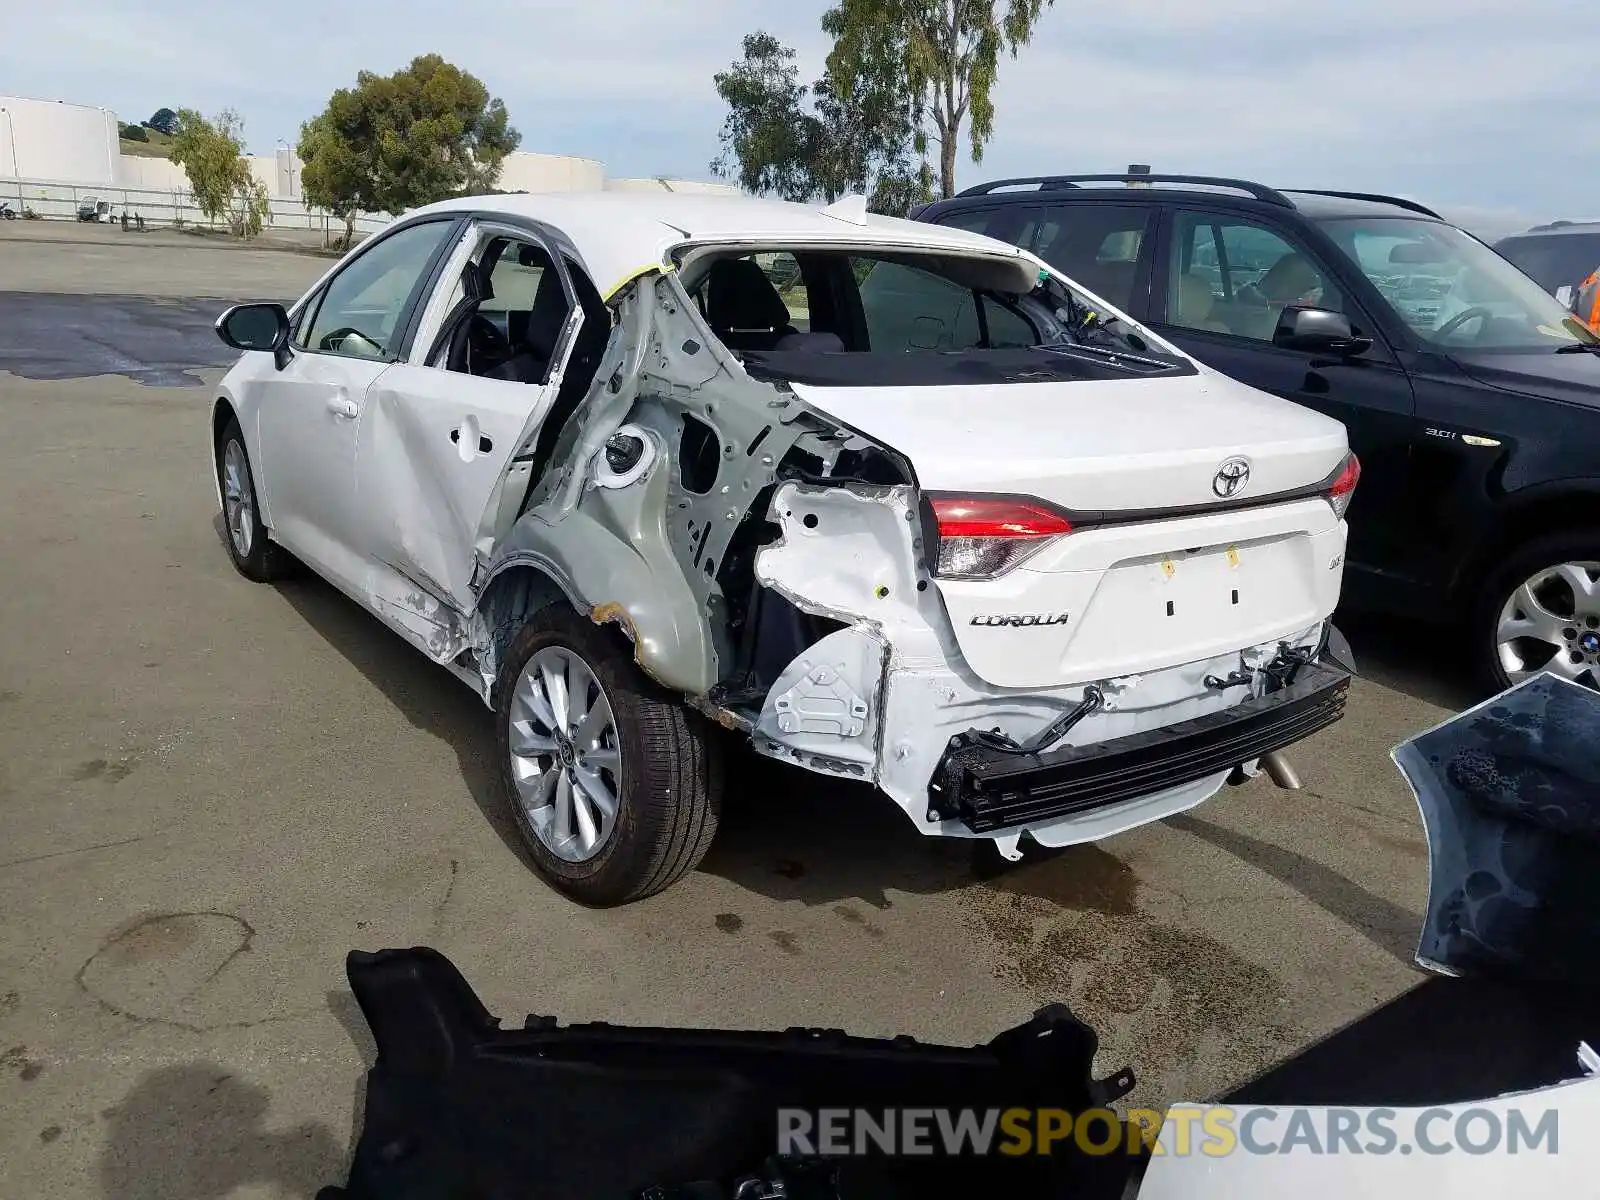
[928,631,1354,833]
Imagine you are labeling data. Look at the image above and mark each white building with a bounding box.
[0,95,120,184]
[0,92,735,203]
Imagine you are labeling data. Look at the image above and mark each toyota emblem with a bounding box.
[1213,457,1251,498]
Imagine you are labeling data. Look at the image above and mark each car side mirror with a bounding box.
[1273,305,1373,357]
[216,303,293,370]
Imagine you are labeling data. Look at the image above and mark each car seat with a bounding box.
[484,269,570,385]
[704,259,797,352]
[1235,252,1324,339]
[1172,273,1230,333]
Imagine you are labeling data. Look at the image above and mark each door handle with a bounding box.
[450,427,494,455]
[327,394,359,419]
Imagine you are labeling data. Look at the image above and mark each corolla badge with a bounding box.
[1212,456,1251,498]
[969,613,1070,627]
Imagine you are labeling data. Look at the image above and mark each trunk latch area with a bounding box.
[1206,640,1319,693]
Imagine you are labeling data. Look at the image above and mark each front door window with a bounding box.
[1165,212,1344,341]
[299,219,457,360]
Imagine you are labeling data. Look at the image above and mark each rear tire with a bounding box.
[1472,527,1600,693]
[493,606,723,906]
[214,417,297,582]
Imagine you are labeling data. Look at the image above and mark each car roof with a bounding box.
[926,176,1444,224]
[1277,191,1439,221]
[1498,221,1600,241]
[408,191,1036,301]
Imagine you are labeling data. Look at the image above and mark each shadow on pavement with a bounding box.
[702,742,1150,911]
[1168,814,1422,963]
[100,1065,343,1200]
[701,745,975,909]
[1338,609,1480,713]
[270,572,537,875]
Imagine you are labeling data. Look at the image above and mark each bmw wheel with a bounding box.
[1478,530,1600,692]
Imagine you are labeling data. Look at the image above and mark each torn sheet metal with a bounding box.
[1392,670,1600,981]
[753,478,1328,844]
[488,273,823,696]
[753,626,887,779]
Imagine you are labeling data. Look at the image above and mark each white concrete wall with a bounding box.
[0,94,120,185]
[496,151,605,193]
[116,153,298,198]
[117,154,189,190]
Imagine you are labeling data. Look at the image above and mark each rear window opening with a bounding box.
[681,247,1190,387]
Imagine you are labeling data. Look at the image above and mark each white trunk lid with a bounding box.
[789,370,1347,513]
[791,372,1351,688]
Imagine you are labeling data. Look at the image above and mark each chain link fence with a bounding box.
[0,176,390,243]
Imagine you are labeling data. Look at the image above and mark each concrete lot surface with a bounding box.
[0,223,1466,1197]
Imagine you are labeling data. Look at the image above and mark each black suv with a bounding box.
[913,172,1600,692]
[1495,220,1600,308]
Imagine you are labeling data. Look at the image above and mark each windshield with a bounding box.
[1319,217,1598,351]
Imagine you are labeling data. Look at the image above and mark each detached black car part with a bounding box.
[318,947,1140,1200]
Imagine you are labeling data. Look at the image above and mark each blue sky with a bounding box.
[5,0,1594,238]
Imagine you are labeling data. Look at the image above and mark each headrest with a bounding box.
[1260,253,1318,301]
[704,258,791,332]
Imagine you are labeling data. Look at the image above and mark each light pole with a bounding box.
[0,107,20,178]
[276,138,300,200]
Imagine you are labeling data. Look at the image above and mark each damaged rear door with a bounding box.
[350,221,585,658]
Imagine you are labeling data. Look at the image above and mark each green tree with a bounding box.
[298,54,521,245]
[710,32,930,215]
[145,108,180,136]
[120,123,149,143]
[824,0,1056,199]
[169,109,270,238]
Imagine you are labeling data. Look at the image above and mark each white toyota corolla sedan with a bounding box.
[211,191,1359,905]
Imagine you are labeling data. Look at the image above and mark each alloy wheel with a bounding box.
[507,646,623,863]
[222,439,254,559]
[1494,560,1600,685]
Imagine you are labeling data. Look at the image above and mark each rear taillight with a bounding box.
[929,495,1073,580]
[1326,452,1361,520]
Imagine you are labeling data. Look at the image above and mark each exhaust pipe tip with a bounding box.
[1260,750,1303,791]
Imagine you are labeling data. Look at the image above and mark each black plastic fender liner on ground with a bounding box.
[316,947,1142,1200]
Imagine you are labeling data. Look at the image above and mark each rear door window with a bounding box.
[1001,204,1152,315]
[853,258,1037,351]
[935,205,1025,244]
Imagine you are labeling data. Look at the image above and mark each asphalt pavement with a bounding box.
[0,222,1469,1198]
